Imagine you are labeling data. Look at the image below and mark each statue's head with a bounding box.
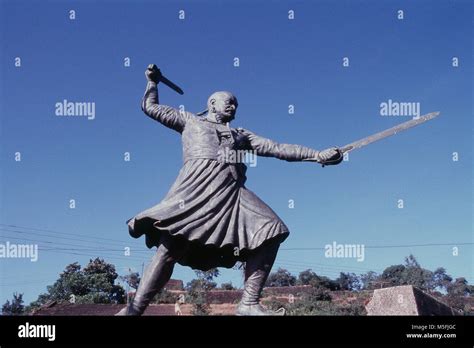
[207,91,238,123]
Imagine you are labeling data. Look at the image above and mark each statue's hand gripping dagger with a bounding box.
[146,64,184,95]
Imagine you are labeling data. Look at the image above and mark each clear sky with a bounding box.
[0,0,472,305]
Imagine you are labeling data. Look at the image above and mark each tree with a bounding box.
[404,254,420,268]
[266,268,296,287]
[191,268,219,290]
[447,277,471,297]
[359,271,380,290]
[185,268,220,315]
[310,275,339,290]
[296,269,341,290]
[153,289,176,304]
[336,272,361,291]
[220,282,235,290]
[380,255,434,291]
[186,268,219,292]
[297,269,319,285]
[433,267,453,292]
[402,254,434,291]
[121,272,140,290]
[29,258,125,308]
[265,286,333,315]
[381,264,406,287]
[80,258,125,303]
[446,277,471,311]
[2,293,24,315]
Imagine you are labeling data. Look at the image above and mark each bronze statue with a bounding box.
[116,64,343,316]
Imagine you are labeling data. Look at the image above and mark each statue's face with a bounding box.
[208,92,238,122]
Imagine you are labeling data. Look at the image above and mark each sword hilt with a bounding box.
[320,148,344,167]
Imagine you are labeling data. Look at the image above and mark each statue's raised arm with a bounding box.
[141,64,190,133]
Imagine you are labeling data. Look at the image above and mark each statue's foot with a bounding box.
[235,303,286,316]
[115,307,129,316]
[114,304,143,316]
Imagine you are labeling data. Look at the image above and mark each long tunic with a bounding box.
[128,81,319,270]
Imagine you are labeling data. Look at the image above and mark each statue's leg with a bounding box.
[236,240,281,316]
[116,243,178,316]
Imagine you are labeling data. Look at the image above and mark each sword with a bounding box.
[306,111,440,166]
[340,111,440,153]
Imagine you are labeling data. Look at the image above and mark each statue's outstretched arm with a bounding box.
[141,66,189,133]
[238,128,319,162]
[238,128,343,165]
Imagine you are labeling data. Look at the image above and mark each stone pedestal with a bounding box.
[365,285,459,315]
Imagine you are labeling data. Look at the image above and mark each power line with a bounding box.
[0,236,153,263]
[0,231,154,254]
[0,223,136,245]
[274,263,342,277]
[37,248,146,262]
[280,242,473,251]
[0,234,151,255]
[277,258,385,273]
[1,224,472,285]
[2,223,471,251]
[0,227,136,249]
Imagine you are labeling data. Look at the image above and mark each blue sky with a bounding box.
[0,0,472,305]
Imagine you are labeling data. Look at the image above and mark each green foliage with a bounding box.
[359,271,380,290]
[381,264,407,286]
[334,302,367,316]
[187,288,210,315]
[152,289,177,304]
[16,254,470,316]
[186,278,217,292]
[264,255,472,315]
[2,293,25,316]
[185,268,220,315]
[296,269,339,290]
[297,269,318,285]
[265,287,334,315]
[29,258,125,309]
[195,268,219,283]
[264,287,367,316]
[266,268,297,287]
[336,272,361,291]
[120,272,140,290]
[220,282,235,290]
[446,277,472,312]
[447,277,471,297]
[362,256,472,314]
[433,267,453,292]
[379,255,434,291]
[186,268,219,291]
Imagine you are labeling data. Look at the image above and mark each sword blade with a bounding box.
[340,111,440,153]
[159,75,184,95]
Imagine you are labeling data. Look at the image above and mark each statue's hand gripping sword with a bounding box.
[305,112,440,166]
[147,64,184,95]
